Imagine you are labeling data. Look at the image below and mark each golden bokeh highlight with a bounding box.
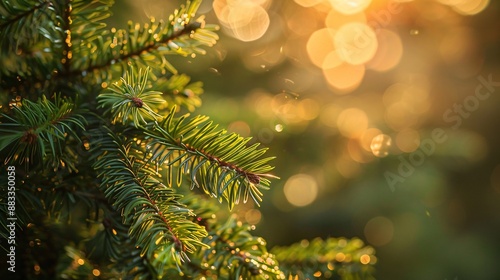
[92,269,101,277]
[287,5,320,36]
[450,0,490,15]
[283,174,319,207]
[334,22,378,65]
[336,108,369,138]
[370,134,391,157]
[366,29,403,72]
[249,90,274,119]
[322,51,343,72]
[329,0,372,15]
[323,63,365,92]
[364,216,394,246]
[325,10,366,28]
[294,0,323,8]
[360,128,382,152]
[300,0,382,92]
[213,0,270,41]
[360,254,371,265]
[297,98,320,120]
[307,28,336,68]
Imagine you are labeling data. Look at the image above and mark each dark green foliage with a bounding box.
[272,238,376,280]
[0,0,376,279]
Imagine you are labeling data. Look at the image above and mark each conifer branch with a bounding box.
[78,21,202,77]
[0,0,49,30]
[0,0,378,278]
[272,237,376,280]
[0,95,86,168]
[92,127,209,272]
[142,108,278,209]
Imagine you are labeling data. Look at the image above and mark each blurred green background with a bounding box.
[113,0,500,279]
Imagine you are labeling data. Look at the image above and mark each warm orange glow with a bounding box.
[329,0,372,15]
[360,254,371,265]
[325,10,366,29]
[451,0,490,15]
[284,174,319,207]
[323,63,365,92]
[337,108,369,138]
[213,0,270,41]
[287,7,320,36]
[370,134,391,157]
[360,128,382,151]
[307,28,336,68]
[322,51,343,69]
[335,252,346,262]
[294,0,323,8]
[334,22,378,65]
[367,29,403,72]
[298,98,320,120]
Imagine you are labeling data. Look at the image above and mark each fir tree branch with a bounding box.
[78,21,201,77]
[0,95,86,168]
[184,211,285,279]
[97,67,166,127]
[92,127,209,272]
[272,237,376,280]
[142,108,278,209]
[65,0,218,82]
[0,0,50,30]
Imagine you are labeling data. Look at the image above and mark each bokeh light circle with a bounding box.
[370,134,392,157]
[334,22,378,65]
[329,0,372,15]
[283,174,319,207]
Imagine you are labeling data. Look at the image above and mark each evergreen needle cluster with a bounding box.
[0,0,375,279]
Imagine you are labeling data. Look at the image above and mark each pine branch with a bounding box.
[152,73,204,112]
[92,127,209,274]
[0,95,86,169]
[192,215,284,279]
[0,0,56,93]
[142,107,278,209]
[65,0,218,82]
[272,237,376,280]
[166,194,285,279]
[97,66,166,127]
[0,0,49,30]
